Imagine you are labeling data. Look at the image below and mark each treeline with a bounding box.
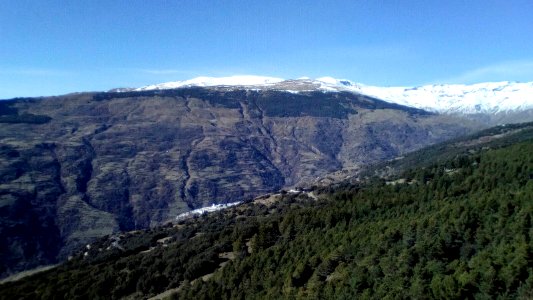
[1,141,532,299]
[0,101,51,124]
[362,121,533,180]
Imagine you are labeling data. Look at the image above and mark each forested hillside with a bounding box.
[1,126,532,299]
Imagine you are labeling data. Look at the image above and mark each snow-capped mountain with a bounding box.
[337,79,533,115]
[134,76,533,115]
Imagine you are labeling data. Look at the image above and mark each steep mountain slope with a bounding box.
[0,87,477,278]
[2,122,532,299]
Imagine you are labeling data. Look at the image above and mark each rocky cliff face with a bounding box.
[0,88,478,277]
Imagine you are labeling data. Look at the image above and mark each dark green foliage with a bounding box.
[253,91,358,118]
[92,88,243,109]
[0,113,52,124]
[0,101,18,115]
[179,142,532,299]
[361,121,533,180]
[2,132,533,299]
[0,100,51,123]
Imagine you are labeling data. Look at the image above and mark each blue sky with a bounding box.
[1,0,532,98]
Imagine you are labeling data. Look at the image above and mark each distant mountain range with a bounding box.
[131,75,533,115]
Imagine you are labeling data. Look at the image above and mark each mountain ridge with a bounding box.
[131,76,533,115]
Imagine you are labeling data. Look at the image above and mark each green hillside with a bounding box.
[1,126,532,299]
